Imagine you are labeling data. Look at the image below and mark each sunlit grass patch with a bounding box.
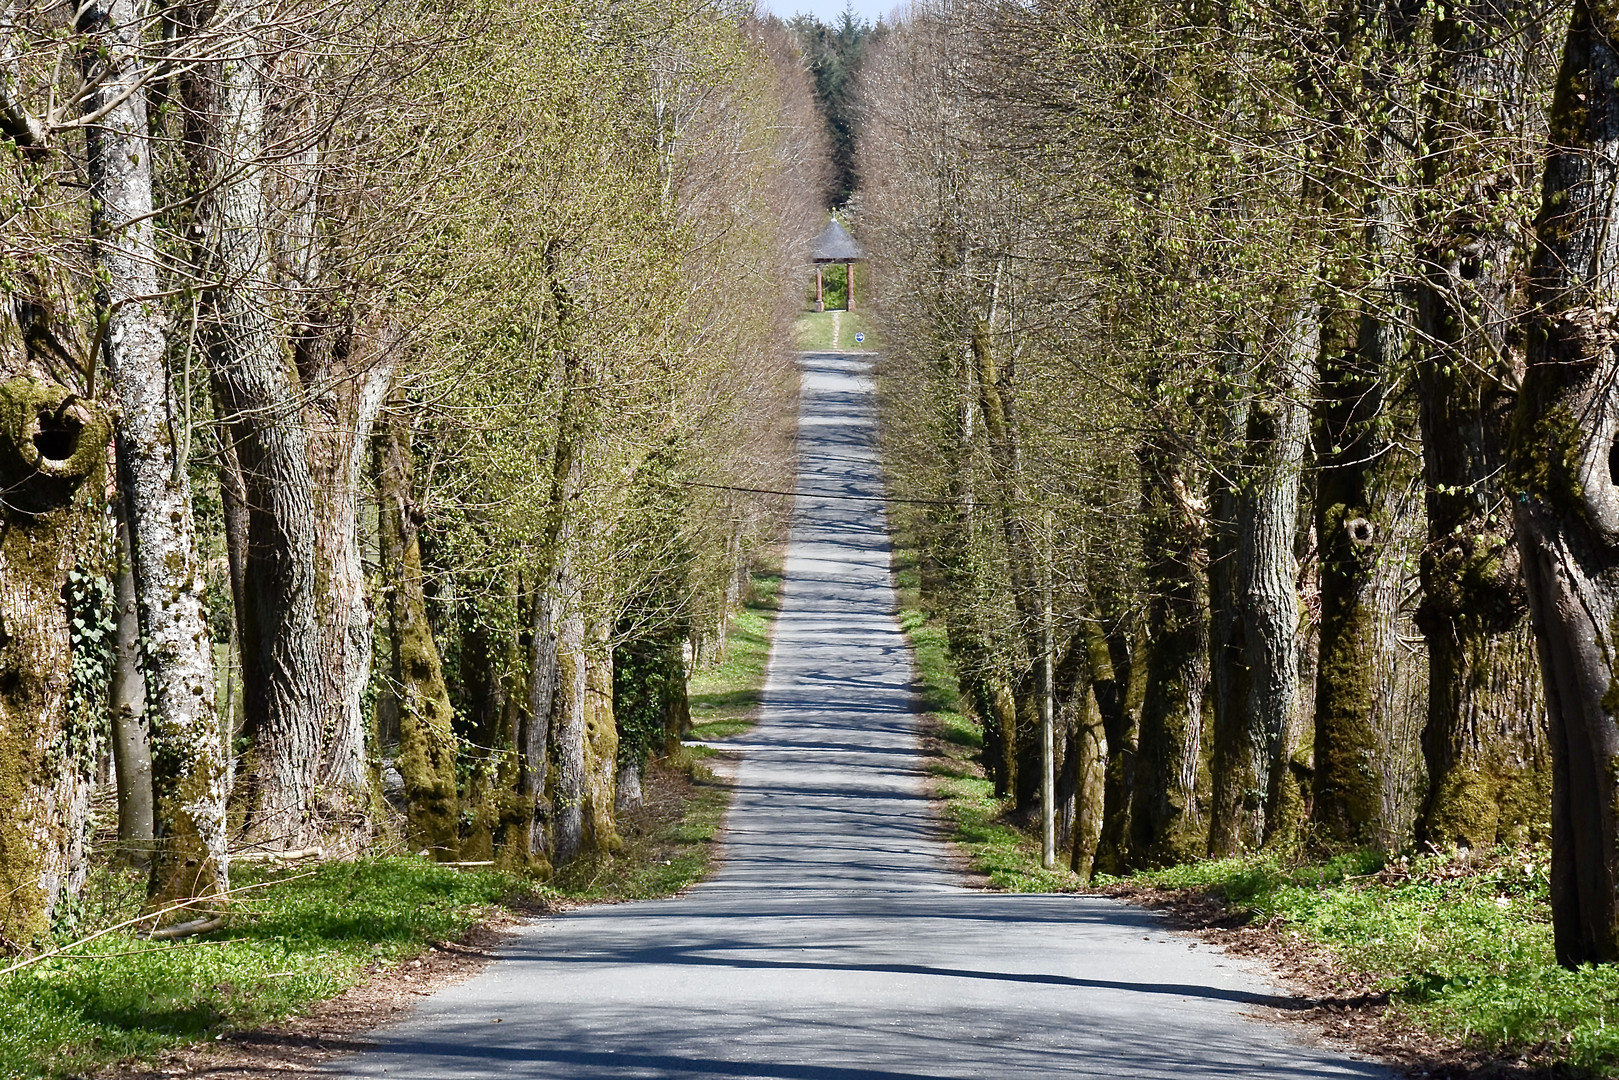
[793,311,877,352]
[0,858,540,1079]
[1106,848,1619,1075]
[687,568,782,735]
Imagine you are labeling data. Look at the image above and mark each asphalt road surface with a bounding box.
[331,352,1391,1080]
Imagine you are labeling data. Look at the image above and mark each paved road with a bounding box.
[332,352,1390,1080]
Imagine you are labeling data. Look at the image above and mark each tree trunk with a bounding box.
[1207,346,1253,854]
[551,580,589,867]
[1085,584,1137,875]
[1511,0,1619,967]
[192,26,330,850]
[520,569,560,869]
[584,619,622,852]
[1312,2,1421,845]
[85,0,226,902]
[376,411,458,859]
[0,379,111,943]
[1129,407,1210,867]
[1415,0,1551,853]
[308,353,394,845]
[1054,629,1107,882]
[1210,302,1313,854]
[110,514,153,866]
[972,317,1043,812]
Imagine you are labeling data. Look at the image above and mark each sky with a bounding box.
[754,0,902,26]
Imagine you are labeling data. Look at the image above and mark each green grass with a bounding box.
[3,583,781,1080]
[793,310,877,353]
[1104,848,1619,1074]
[686,568,782,742]
[0,857,541,1078]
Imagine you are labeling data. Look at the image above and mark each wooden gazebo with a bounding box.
[811,218,866,312]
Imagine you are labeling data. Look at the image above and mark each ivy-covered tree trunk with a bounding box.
[1415,0,1551,852]
[1510,0,1619,967]
[85,0,226,903]
[377,412,458,859]
[0,380,111,944]
[613,625,690,811]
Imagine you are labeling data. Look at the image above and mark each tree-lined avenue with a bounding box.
[328,352,1392,1080]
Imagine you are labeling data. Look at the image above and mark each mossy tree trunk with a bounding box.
[1053,627,1107,881]
[377,411,459,860]
[583,622,621,852]
[1210,303,1313,854]
[0,379,112,945]
[1311,0,1420,845]
[1511,0,1619,967]
[84,0,226,904]
[1416,0,1550,851]
[971,316,1044,813]
[1128,397,1211,868]
[1085,581,1137,876]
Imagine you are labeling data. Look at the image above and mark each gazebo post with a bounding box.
[846,260,855,312]
[816,265,825,312]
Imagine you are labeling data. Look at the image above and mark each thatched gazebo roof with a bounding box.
[811,219,865,264]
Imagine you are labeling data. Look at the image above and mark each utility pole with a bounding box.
[1041,507,1056,871]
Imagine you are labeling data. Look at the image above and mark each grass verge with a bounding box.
[6,569,784,1079]
[686,566,782,742]
[1,858,538,1079]
[1103,849,1618,1077]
